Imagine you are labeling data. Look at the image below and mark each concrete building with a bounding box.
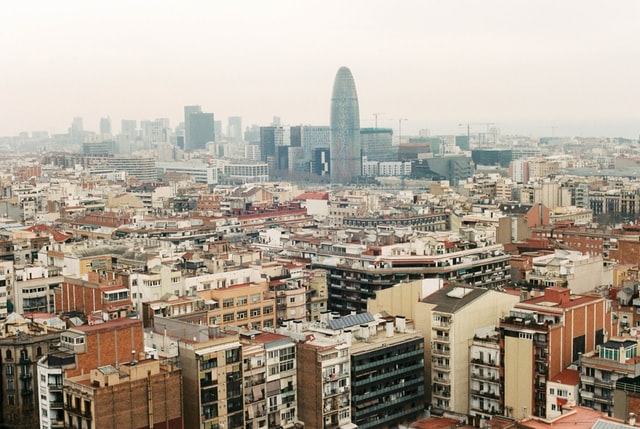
[469,326,502,424]
[580,338,640,416]
[240,330,299,428]
[0,314,62,429]
[349,316,425,428]
[196,281,277,332]
[12,263,61,314]
[177,327,244,429]
[37,351,75,429]
[546,368,580,420]
[0,260,12,320]
[106,155,157,183]
[314,241,512,315]
[417,286,519,415]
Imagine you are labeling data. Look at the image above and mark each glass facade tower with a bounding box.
[330,66,361,184]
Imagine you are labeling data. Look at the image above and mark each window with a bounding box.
[5,365,14,375]
[200,358,217,370]
[225,348,240,364]
[263,306,274,315]
[279,361,294,372]
[223,298,234,308]
[251,308,261,317]
[289,297,296,303]
[251,294,261,303]
[5,350,11,360]
[223,313,234,322]
[280,347,295,361]
[237,311,247,320]
[549,388,555,395]
[236,296,247,306]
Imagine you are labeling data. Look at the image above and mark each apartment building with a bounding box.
[314,241,511,315]
[63,359,183,429]
[37,351,75,429]
[12,264,62,314]
[297,337,353,429]
[500,287,613,419]
[469,326,502,424]
[0,314,62,429]
[240,331,299,428]
[349,319,425,428]
[197,281,276,331]
[417,286,519,415]
[580,338,640,416]
[55,270,135,321]
[177,327,245,429]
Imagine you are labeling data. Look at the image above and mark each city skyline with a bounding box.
[2,1,640,138]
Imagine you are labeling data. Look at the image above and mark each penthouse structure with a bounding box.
[313,241,511,315]
[580,338,640,416]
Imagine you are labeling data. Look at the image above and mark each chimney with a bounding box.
[331,312,340,320]
[395,315,406,333]
[359,324,369,340]
[629,413,636,426]
[293,320,302,333]
[320,311,330,324]
[386,321,394,337]
[344,329,352,346]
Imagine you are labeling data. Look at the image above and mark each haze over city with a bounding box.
[2,0,639,138]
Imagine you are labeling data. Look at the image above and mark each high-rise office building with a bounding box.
[99,116,111,136]
[330,66,361,184]
[228,116,242,142]
[259,126,284,165]
[121,119,137,140]
[214,120,222,143]
[361,128,394,162]
[184,105,200,149]
[69,117,84,144]
[184,105,214,152]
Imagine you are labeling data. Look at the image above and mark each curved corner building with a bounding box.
[330,66,361,184]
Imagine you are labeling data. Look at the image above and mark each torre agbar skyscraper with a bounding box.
[330,66,361,184]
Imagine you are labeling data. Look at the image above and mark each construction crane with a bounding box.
[372,112,384,128]
[458,122,495,147]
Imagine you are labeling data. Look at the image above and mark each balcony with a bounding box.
[20,372,33,380]
[581,390,594,400]
[432,389,451,399]
[432,347,451,357]
[432,378,451,386]
[471,358,498,368]
[470,389,499,399]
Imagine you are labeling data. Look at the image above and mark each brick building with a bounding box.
[501,287,614,419]
[55,270,134,320]
[63,358,183,429]
[60,318,144,378]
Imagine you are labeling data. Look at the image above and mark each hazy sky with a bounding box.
[2,1,639,138]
